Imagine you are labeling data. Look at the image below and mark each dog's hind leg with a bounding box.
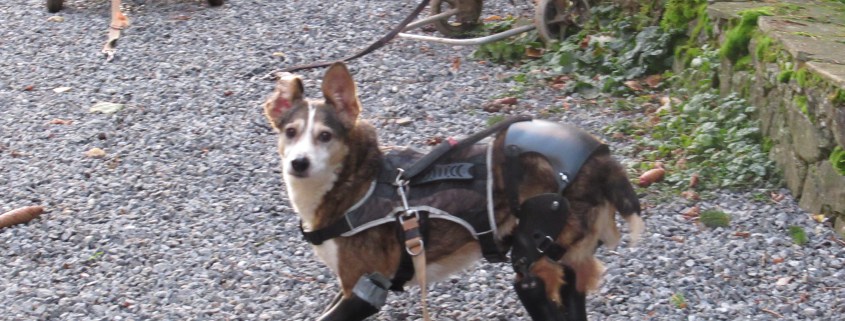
[317,273,391,321]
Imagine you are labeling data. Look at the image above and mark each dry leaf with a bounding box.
[812,214,826,223]
[483,15,503,22]
[451,57,461,72]
[49,119,73,125]
[0,206,45,229]
[624,80,643,91]
[688,173,700,188]
[52,86,72,93]
[24,85,34,91]
[682,205,701,220]
[770,192,786,203]
[645,74,662,88]
[734,231,751,238]
[680,190,700,200]
[492,97,518,105]
[775,277,792,286]
[671,235,685,243]
[84,147,106,158]
[638,167,665,187]
[425,136,443,146]
[90,102,124,114]
[525,47,543,58]
[772,257,784,264]
[172,15,191,21]
[395,117,413,126]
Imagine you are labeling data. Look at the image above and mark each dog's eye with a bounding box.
[284,127,297,139]
[317,131,332,143]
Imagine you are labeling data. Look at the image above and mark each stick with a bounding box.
[760,308,784,318]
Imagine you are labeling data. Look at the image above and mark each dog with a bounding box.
[263,62,643,321]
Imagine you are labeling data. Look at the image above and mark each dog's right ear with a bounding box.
[264,73,304,130]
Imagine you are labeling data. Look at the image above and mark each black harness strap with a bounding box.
[402,115,532,180]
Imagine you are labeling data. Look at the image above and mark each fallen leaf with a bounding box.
[671,235,685,243]
[47,16,65,23]
[770,192,785,203]
[395,117,413,126]
[24,85,34,91]
[223,90,234,97]
[52,86,72,93]
[172,14,191,21]
[89,102,124,114]
[638,167,665,187]
[492,97,518,105]
[0,206,45,229]
[772,257,784,264]
[734,231,751,238]
[425,136,443,146]
[645,74,662,88]
[624,80,643,91]
[775,276,792,286]
[688,173,700,188]
[812,214,826,223]
[49,119,73,125]
[680,190,700,200]
[84,147,106,158]
[483,15,503,22]
[682,205,701,220]
[272,52,286,58]
[450,57,461,72]
[525,47,543,58]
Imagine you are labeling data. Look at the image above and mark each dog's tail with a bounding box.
[604,165,644,244]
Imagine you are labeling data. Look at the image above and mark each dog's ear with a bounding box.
[321,62,360,125]
[264,73,304,130]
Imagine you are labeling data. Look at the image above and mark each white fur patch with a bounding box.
[281,102,342,230]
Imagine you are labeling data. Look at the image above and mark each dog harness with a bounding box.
[298,118,606,289]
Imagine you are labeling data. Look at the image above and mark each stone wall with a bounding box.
[679,1,845,232]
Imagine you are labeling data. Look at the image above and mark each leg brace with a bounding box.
[511,193,575,321]
[318,273,391,321]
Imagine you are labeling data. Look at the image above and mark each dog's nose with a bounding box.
[290,157,310,173]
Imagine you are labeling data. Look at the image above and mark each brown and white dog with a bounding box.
[264,62,643,320]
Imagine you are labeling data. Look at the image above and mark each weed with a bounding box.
[788,226,808,245]
[830,146,845,175]
[777,70,793,83]
[670,293,688,309]
[487,115,506,126]
[700,209,731,228]
[720,8,773,63]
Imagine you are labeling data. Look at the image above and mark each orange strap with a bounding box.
[102,0,129,61]
[402,214,430,321]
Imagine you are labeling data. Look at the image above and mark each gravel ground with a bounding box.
[1,0,843,320]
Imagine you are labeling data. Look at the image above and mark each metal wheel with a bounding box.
[535,0,591,43]
[207,0,223,6]
[430,0,482,38]
[47,0,63,13]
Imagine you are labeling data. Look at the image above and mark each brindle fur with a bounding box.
[265,62,643,315]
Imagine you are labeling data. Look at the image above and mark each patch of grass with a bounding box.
[700,209,731,228]
[754,35,778,63]
[793,95,813,120]
[830,146,845,175]
[661,0,708,31]
[788,225,808,245]
[720,8,773,63]
[487,115,506,126]
[88,250,105,261]
[777,70,793,83]
[670,293,687,309]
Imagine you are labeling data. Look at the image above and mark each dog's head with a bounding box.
[264,62,361,181]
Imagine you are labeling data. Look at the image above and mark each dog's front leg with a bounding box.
[559,265,587,321]
[317,273,391,321]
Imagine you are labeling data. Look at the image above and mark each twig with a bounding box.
[761,308,784,318]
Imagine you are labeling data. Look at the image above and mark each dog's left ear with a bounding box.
[264,73,304,130]
[322,62,360,125]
